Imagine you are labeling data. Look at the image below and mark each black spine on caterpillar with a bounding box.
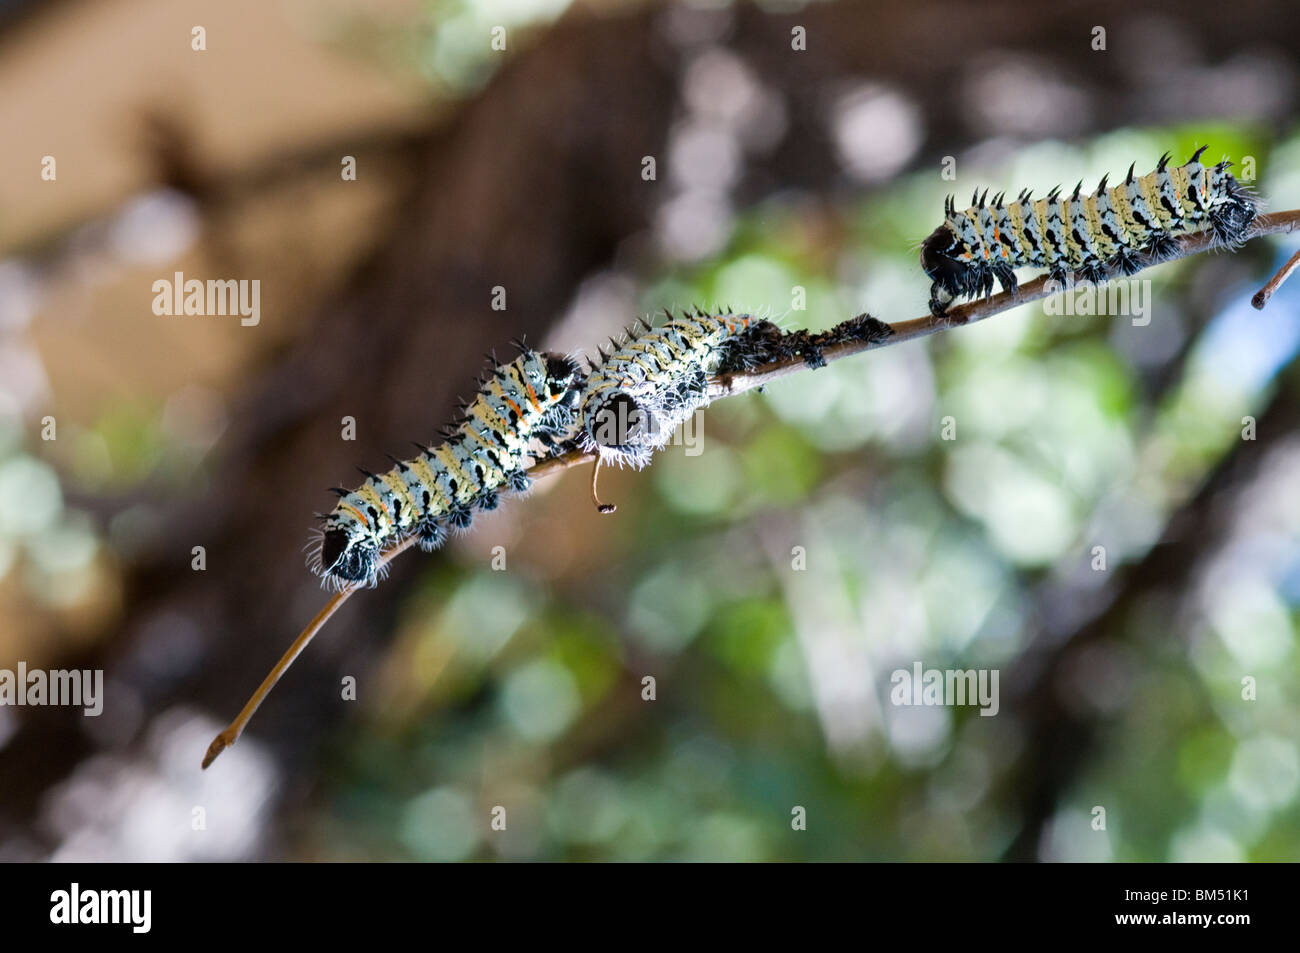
[308,348,582,588]
[920,147,1258,316]
[579,309,781,468]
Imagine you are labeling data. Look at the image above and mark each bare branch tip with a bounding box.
[1252,245,1300,311]
[201,731,232,770]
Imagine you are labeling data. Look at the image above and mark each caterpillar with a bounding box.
[309,346,582,588]
[920,147,1258,316]
[579,309,776,472]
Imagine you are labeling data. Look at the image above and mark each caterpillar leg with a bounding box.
[477,489,500,511]
[1109,246,1144,276]
[535,427,583,456]
[1075,260,1109,284]
[447,504,474,530]
[506,468,532,492]
[1047,263,1072,288]
[535,436,582,459]
[992,263,1018,298]
[416,520,448,552]
[929,282,954,317]
[664,366,708,416]
[1143,231,1180,264]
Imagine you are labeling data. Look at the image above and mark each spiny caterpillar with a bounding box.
[310,346,581,587]
[579,309,774,473]
[921,147,1258,315]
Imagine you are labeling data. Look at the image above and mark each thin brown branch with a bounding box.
[203,207,1300,768]
[200,538,419,768]
[1252,244,1300,309]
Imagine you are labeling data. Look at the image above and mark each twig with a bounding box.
[202,207,1300,768]
[201,537,421,768]
[1252,245,1300,309]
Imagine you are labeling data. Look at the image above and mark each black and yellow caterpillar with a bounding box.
[579,309,895,469]
[921,147,1258,315]
[579,310,773,469]
[310,347,581,587]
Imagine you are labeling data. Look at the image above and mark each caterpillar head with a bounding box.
[921,223,977,300]
[315,514,380,586]
[582,388,657,466]
[1206,160,1258,246]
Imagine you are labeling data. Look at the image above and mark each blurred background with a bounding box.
[1,0,1298,862]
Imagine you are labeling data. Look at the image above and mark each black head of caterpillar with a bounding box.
[579,310,782,468]
[310,349,582,588]
[920,147,1258,316]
